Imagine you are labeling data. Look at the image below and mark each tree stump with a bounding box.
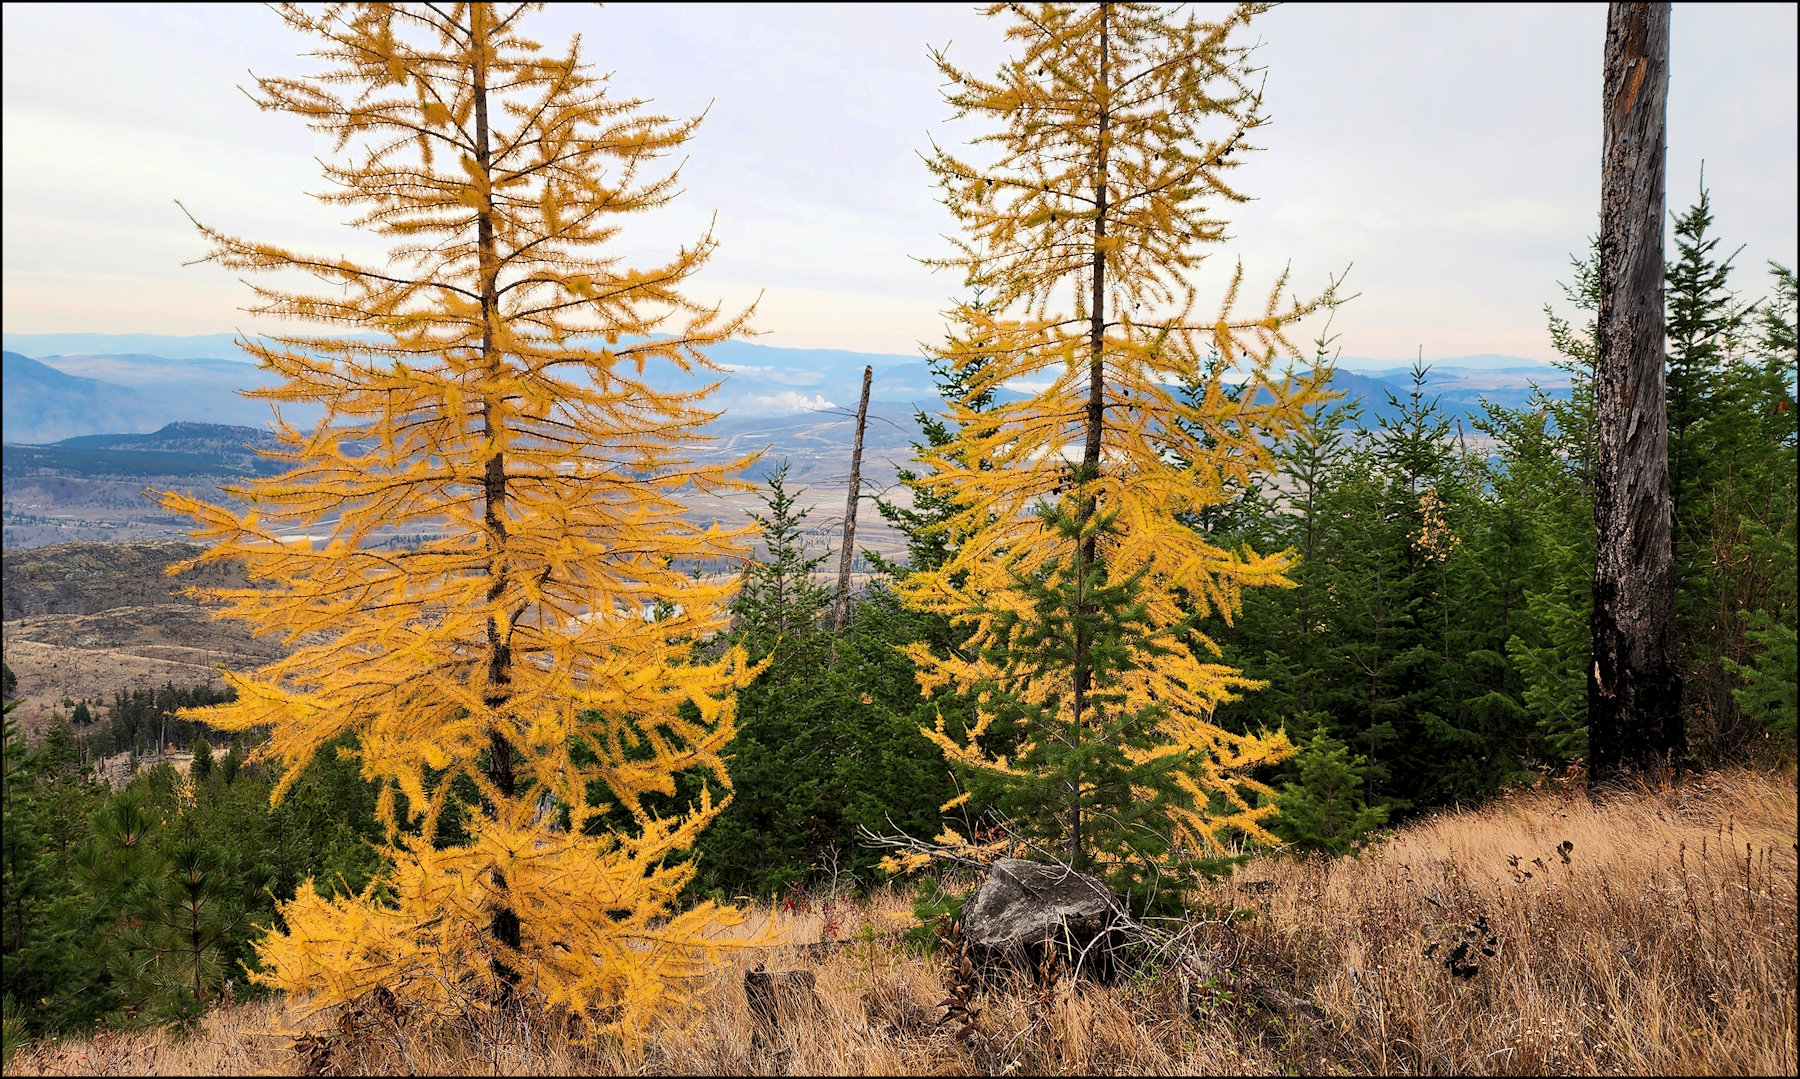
[960,858,1128,982]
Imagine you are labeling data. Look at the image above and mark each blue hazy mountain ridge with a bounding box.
[2,352,179,444]
[0,333,941,436]
[2,348,324,444]
[2,333,1571,447]
[1,332,259,360]
[1,332,1565,378]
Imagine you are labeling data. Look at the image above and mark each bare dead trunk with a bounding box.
[1590,1,1682,784]
[833,365,873,632]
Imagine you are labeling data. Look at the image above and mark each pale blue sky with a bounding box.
[3,3,1794,363]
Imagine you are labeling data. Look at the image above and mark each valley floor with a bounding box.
[8,767,1795,1076]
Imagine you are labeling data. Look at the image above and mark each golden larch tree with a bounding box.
[160,2,762,1037]
[899,1,1340,870]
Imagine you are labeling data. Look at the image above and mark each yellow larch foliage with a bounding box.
[159,3,763,1039]
[904,2,1343,860]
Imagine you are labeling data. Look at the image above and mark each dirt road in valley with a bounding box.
[1,542,271,735]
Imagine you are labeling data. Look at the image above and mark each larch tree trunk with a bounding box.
[1066,2,1112,869]
[470,4,522,962]
[833,365,873,632]
[1590,1,1683,784]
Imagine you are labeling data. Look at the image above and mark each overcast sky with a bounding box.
[3,3,1794,364]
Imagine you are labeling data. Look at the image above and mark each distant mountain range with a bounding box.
[2,350,319,444]
[1,332,1571,446]
[2,422,285,480]
[3,353,180,444]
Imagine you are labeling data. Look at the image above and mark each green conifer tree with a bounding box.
[1273,734,1389,856]
[942,506,1236,901]
[219,735,245,787]
[698,465,954,895]
[190,739,214,784]
[1665,176,1751,534]
[0,718,47,1016]
[115,816,247,1027]
[3,717,113,1036]
[1707,262,1798,751]
[1475,242,1602,765]
[1661,180,1797,757]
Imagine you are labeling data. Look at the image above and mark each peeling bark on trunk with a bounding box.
[1590,2,1683,783]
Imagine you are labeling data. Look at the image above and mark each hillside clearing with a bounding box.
[8,766,1793,1076]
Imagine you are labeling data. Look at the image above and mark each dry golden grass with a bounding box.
[1223,767,1798,1076]
[10,767,1795,1076]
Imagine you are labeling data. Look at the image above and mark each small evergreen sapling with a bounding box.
[116,816,248,1027]
[189,738,214,784]
[1273,734,1389,857]
[899,507,1279,901]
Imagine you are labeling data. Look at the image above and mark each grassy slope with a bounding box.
[9,767,1795,1076]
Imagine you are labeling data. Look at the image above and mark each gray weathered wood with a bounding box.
[961,858,1126,981]
[832,365,873,631]
[1590,2,1683,782]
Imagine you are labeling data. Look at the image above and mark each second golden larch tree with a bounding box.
[898,1,1341,872]
[161,2,762,1037]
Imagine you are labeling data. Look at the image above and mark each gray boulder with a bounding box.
[960,859,1129,981]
